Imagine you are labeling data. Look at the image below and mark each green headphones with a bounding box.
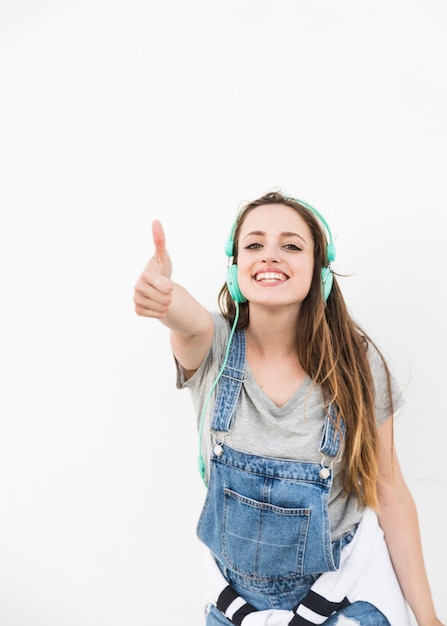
[225,197,336,303]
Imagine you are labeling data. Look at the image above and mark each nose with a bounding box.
[262,245,279,263]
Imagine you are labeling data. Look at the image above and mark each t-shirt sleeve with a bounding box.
[175,312,230,392]
[174,313,231,436]
[367,341,405,425]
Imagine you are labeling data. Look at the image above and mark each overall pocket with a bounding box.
[222,487,311,580]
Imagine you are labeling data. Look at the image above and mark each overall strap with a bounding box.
[319,404,346,458]
[210,328,246,433]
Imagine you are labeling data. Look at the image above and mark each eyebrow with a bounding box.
[243,230,307,244]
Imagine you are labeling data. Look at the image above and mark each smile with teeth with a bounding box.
[255,271,288,283]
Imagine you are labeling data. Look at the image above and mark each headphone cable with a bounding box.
[197,301,240,486]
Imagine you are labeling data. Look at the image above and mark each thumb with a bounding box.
[151,219,172,278]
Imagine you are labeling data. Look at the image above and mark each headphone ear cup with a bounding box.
[226,264,247,303]
[326,242,336,264]
[321,267,333,302]
[224,237,234,257]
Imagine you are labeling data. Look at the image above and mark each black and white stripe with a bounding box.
[216,585,351,625]
[216,585,258,625]
[289,589,351,625]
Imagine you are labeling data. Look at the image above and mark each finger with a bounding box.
[134,301,171,319]
[134,274,173,301]
[134,285,172,318]
[152,219,169,264]
[140,260,173,294]
[134,300,171,318]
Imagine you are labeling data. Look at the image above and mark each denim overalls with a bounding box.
[197,328,352,614]
[197,327,392,625]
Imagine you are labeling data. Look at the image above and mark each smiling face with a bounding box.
[236,203,315,309]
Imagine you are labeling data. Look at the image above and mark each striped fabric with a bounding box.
[216,585,351,625]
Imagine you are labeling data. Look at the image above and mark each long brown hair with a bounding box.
[218,191,393,509]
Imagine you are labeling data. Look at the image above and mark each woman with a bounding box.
[134,191,444,625]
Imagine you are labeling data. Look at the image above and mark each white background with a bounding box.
[0,1,446,625]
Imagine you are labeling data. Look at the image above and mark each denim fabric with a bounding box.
[323,601,391,625]
[211,328,247,433]
[206,604,233,625]
[198,328,348,611]
[197,444,343,608]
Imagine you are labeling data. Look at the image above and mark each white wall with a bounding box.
[0,1,446,624]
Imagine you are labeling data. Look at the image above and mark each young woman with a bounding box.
[134,191,444,626]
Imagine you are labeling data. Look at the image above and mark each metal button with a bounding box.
[213,443,224,456]
[319,467,330,479]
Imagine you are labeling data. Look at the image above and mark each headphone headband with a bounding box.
[285,197,336,264]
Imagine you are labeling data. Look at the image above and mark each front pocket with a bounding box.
[222,487,311,580]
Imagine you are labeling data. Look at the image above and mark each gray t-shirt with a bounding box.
[176,312,404,541]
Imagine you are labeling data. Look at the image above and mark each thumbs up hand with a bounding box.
[134,220,174,319]
[134,219,213,370]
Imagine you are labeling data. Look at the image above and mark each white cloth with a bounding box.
[206,508,412,626]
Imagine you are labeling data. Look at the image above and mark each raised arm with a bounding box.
[134,220,214,377]
[377,418,444,626]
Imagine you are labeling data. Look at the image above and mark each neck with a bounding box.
[245,305,300,357]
